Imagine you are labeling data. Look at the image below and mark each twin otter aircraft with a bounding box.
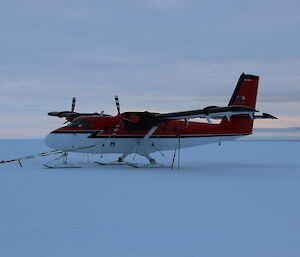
[45,73,276,167]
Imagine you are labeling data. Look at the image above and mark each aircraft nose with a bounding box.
[44,132,58,150]
[44,131,76,151]
[44,132,70,151]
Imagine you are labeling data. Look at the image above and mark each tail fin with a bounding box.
[223,73,259,135]
[228,73,259,109]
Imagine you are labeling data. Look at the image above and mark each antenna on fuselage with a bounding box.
[114,95,120,115]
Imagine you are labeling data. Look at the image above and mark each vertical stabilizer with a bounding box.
[228,73,259,109]
[223,73,260,135]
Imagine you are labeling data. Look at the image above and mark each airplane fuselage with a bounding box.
[45,113,250,155]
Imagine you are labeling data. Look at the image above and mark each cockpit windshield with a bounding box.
[65,119,93,129]
[66,119,86,128]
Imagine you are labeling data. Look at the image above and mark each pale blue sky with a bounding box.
[1,0,300,137]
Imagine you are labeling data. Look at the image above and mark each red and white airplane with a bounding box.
[45,73,277,167]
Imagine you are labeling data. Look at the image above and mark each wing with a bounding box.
[155,105,259,121]
[48,111,111,122]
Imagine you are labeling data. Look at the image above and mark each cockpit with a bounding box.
[65,118,93,129]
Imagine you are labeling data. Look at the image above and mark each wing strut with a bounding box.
[139,126,159,145]
[133,126,159,161]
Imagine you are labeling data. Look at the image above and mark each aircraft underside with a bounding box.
[45,133,246,154]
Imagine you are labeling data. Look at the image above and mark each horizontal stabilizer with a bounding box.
[254,113,278,119]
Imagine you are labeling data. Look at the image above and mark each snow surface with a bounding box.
[0,139,300,257]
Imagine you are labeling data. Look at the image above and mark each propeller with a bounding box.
[115,95,120,115]
[71,97,76,113]
[48,97,77,121]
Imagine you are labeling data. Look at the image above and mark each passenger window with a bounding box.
[173,127,177,132]
[163,127,167,132]
[104,126,109,131]
[83,121,93,129]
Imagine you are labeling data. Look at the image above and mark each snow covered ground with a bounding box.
[0,138,299,257]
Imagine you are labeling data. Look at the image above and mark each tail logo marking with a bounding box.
[236,96,246,103]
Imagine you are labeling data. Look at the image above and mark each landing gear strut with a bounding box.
[95,152,163,168]
[142,153,157,165]
[117,153,129,163]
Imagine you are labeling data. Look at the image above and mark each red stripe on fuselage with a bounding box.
[54,114,252,137]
